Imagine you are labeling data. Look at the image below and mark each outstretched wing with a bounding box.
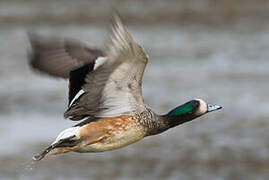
[28,33,103,78]
[65,15,149,120]
[28,34,103,105]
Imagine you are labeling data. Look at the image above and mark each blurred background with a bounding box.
[1,0,269,180]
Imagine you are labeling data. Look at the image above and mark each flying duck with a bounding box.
[28,15,222,161]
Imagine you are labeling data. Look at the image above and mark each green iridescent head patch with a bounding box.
[168,102,195,116]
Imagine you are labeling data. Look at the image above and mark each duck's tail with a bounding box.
[33,145,54,161]
[33,127,80,161]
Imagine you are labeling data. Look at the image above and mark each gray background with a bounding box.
[1,0,269,179]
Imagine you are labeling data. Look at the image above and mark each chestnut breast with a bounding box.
[77,115,147,152]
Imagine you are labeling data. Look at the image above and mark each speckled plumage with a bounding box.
[51,109,169,155]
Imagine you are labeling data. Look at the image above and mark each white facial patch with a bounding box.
[52,127,80,145]
[94,56,107,70]
[195,99,207,116]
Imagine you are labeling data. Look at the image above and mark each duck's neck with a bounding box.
[144,104,201,136]
[147,114,198,136]
[162,113,198,128]
[164,101,202,128]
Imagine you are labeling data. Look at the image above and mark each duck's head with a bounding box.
[167,99,222,128]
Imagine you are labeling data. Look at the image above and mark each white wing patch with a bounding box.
[94,56,107,70]
[69,89,85,107]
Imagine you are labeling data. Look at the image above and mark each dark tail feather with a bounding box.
[32,135,78,161]
[32,145,54,161]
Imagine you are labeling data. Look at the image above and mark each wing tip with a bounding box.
[27,33,41,72]
[106,12,135,56]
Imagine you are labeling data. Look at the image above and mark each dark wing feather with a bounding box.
[28,33,103,105]
[28,33,103,78]
[68,64,94,105]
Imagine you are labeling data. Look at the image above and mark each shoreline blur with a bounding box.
[1,0,269,26]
